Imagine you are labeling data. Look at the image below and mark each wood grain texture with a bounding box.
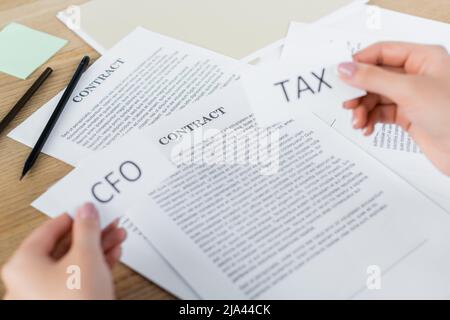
[0,0,449,300]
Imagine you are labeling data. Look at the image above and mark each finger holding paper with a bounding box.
[338,42,450,175]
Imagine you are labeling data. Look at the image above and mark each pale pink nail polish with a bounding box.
[338,62,358,78]
[79,202,98,220]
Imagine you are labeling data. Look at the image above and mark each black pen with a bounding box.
[0,67,53,136]
[21,56,90,180]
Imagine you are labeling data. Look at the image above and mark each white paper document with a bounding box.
[8,26,246,299]
[8,27,243,166]
[55,0,357,58]
[242,62,365,127]
[125,84,450,299]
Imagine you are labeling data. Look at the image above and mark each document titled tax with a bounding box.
[8,27,242,166]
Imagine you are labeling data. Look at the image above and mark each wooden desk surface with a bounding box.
[0,0,449,300]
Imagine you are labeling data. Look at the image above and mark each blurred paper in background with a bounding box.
[57,0,359,57]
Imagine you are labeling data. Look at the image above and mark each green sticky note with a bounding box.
[0,22,67,79]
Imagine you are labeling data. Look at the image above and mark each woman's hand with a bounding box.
[1,203,126,300]
[338,42,450,175]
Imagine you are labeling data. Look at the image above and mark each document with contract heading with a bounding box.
[124,84,450,299]
[8,27,243,166]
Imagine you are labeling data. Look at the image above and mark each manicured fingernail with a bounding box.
[338,62,358,78]
[79,203,98,220]
[352,118,358,129]
[362,127,366,135]
[119,228,127,241]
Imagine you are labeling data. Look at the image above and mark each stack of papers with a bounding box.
[8,2,450,299]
